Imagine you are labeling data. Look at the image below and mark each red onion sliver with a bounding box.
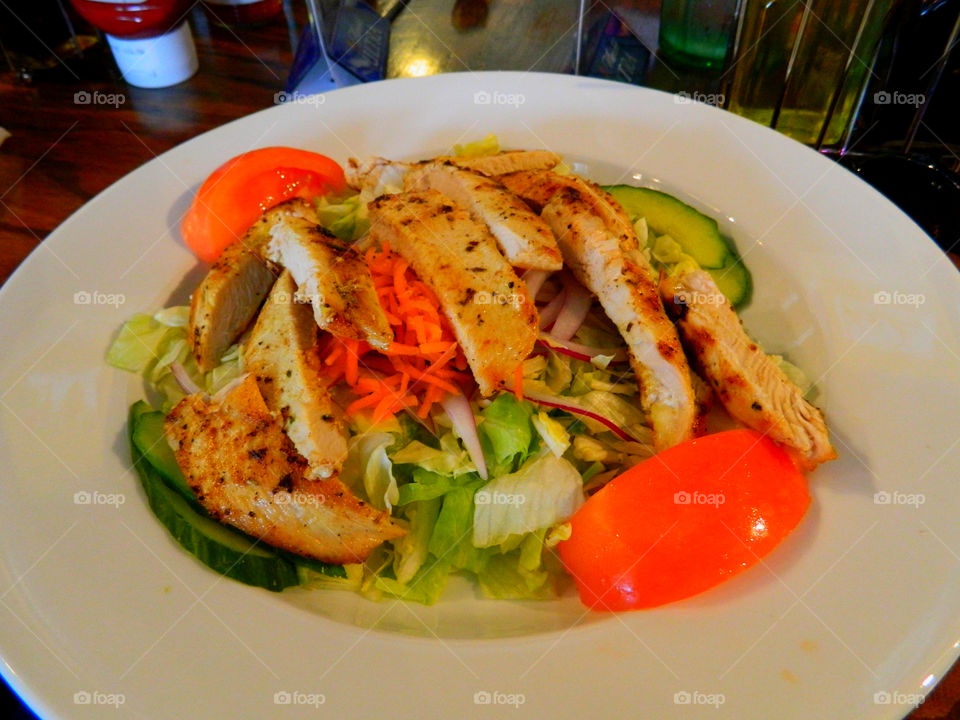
[538,287,566,329]
[523,390,642,443]
[537,332,629,364]
[170,362,203,395]
[441,393,488,480]
[550,281,593,341]
[521,269,551,303]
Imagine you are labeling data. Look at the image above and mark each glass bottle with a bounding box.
[725,0,898,147]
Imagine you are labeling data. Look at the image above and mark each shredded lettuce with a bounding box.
[391,434,476,476]
[315,193,369,242]
[477,532,556,600]
[453,133,499,158]
[532,411,570,458]
[392,496,441,584]
[472,454,584,548]
[106,307,241,412]
[478,394,535,476]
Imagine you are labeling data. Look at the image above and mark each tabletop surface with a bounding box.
[0,2,958,719]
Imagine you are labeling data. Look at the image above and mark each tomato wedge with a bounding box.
[181,147,346,262]
[559,429,810,611]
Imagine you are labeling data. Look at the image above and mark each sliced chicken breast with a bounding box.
[244,270,348,479]
[534,178,698,451]
[404,163,562,271]
[264,202,392,350]
[661,270,836,470]
[367,190,539,396]
[499,170,635,235]
[345,150,562,195]
[442,150,562,177]
[187,211,279,371]
[165,375,404,564]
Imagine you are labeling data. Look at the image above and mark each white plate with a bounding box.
[2,72,959,720]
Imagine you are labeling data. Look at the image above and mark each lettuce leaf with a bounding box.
[373,554,451,605]
[341,432,398,510]
[315,192,369,242]
[397,467,464,505]
[391,434,476,476]
[429,481,487,573]
[472,454,584,547]
[478,394,535,476]
[393,497,442,584]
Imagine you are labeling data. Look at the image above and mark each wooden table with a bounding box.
[0,3,958,719]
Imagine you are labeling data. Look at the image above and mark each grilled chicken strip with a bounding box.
[187,211,279,371]
[513,171,697,450]
[165,375,404,564]
[367,190,539,396]
[244,270,348,479]
[442,150,562,177]
[404,163,562,271]
[345,150,562,195]
[662,270,836,470]
[499,171,634,237]
[264,200,392,350]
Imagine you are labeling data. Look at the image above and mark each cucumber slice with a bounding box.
[127,402,347,591]
[131,408,203,511]
[708,257,753,309]
[604,185,730,269]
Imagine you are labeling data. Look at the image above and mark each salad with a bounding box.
[109,136,834,610]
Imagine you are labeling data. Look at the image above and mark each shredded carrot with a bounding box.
[318,245,475,424]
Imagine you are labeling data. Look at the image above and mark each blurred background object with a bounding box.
[725,0,899,148]
[658,0,738,69]
[0,0,107,82]
[201,0,284,28]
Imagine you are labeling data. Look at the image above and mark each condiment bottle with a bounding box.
[70,0,198,87]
